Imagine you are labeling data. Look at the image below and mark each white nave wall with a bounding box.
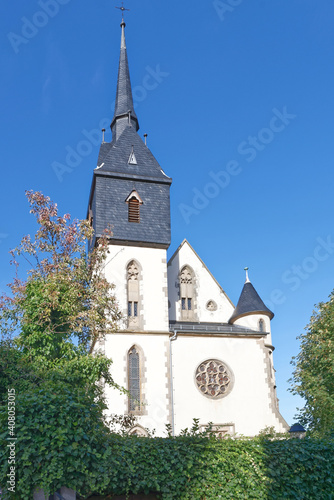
[104,245,169,332]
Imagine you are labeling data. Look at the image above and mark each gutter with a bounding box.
[169,330,177,437]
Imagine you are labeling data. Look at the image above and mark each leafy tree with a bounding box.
[290,290,334,436]
[0,191,123,497]
[0,190,120,355]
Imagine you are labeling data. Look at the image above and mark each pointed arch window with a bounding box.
[125,190,143,223]
[180,266,195,320]
[127,260,140,329]
[128,346,141,412]
[128,425,149,437]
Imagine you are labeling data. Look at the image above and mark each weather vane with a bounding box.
[115,2,130,19]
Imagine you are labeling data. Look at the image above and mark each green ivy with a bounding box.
[1,412,333,500]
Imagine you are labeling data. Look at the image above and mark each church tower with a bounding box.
[87,17,172,333]
[87,15,174,434]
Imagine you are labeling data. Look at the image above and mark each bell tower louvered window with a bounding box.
[125,190,143,224]
[128,198,140,223]
[128,346,141,412]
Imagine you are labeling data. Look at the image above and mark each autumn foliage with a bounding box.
[0,190,121,357]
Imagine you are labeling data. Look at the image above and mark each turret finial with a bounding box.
[244,267,250,283]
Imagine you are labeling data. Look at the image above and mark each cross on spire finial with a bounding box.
[115,2,130,21]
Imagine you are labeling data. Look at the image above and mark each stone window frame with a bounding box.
[128,424,149,437]
[127,344,145,415]
[194,358,234,400]
[126,259,142,330]
[179,265,197,321]
[199,423,235,438]
[206,299,217,312]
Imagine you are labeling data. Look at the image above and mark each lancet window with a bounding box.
[180,266,195,320]
[127,260,140,329]
[128,346,141,412]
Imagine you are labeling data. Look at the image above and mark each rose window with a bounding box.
[195,360,233,399]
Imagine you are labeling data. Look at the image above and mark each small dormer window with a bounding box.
[128,145,137,165]
[125,190,143,224]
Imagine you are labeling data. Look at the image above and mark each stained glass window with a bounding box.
[128,347,140,412]
[195,359,233,399]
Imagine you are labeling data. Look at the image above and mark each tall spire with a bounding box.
[110,17,139,140]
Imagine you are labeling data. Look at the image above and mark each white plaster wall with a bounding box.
[234,314,272,346]
[171,335,287,436]
[104,333,170,436]
[101,241,287,437]
[104,244,169,332]
[168,241,234,323]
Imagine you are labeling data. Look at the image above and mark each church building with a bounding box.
[87,16,288,437]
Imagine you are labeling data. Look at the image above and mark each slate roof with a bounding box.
[87,16,172,249]
[96,126,171,183]
[289,423,306,433]
[169,321,266,336]
[110,20,138,131]
[229,281,274,324]
[91,174,171,247]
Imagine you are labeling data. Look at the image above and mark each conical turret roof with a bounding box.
[229,276,274,324]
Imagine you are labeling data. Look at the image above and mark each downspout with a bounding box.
[169,330,178,437]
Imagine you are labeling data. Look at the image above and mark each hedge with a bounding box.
[93,436,334,500]
[1,433,333,499]
[1,388,333,499]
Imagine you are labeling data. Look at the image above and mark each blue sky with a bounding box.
[1,0,334,427]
